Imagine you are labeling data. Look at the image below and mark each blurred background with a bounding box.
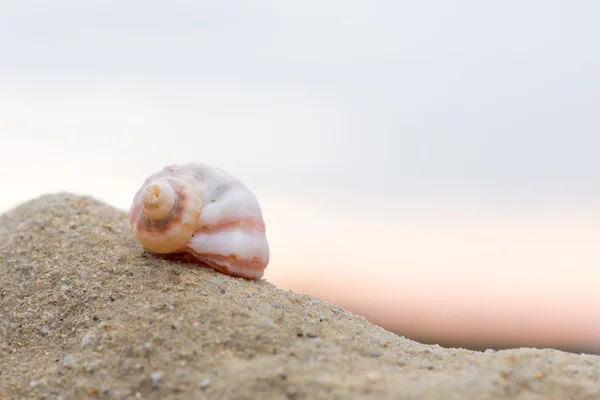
[1,1,599,354]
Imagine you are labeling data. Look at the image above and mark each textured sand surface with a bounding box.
[1,194,599,399]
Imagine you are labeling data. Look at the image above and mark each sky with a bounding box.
[2,1,600,202]
[1,1,599,351]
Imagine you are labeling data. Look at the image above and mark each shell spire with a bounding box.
[129,163,270,280]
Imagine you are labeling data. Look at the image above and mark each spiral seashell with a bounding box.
[129,163,270,280]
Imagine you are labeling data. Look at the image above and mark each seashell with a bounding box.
[128,163,269,280]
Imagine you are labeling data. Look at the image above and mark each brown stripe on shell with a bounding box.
[182,247,266,280]
[183,247,267,271]
[197,218,266,234]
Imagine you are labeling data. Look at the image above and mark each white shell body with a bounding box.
[129,163,269,279]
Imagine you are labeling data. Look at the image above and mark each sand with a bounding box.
[0,194,599,399]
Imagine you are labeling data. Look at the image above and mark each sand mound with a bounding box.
[0,194,599,399]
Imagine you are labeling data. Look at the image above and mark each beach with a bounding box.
[1,194,599,399]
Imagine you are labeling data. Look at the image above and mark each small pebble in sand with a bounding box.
[151,371,163,388]
[199,378,211,389]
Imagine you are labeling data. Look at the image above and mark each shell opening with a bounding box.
[140,179,176,220]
